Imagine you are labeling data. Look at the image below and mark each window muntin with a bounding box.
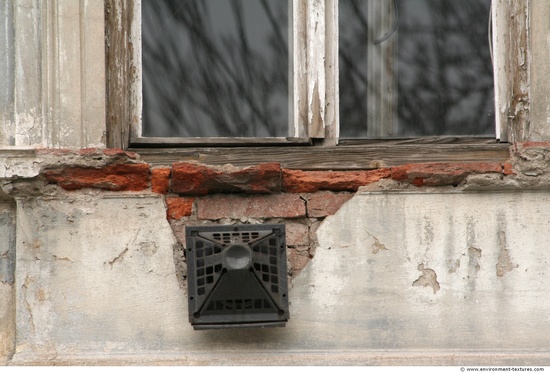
[141,0,290,138]
[339,0,495,138]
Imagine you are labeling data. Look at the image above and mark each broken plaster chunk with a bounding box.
[412,263,440,294]
[371,238,387,254]
[365,230,388,254]
[448,257,461,274]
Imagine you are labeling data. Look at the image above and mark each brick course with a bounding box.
[165,197,194,220]
[391,162,503,187]
[197,194,306,220]
[35,152,528,281]
[286,221,310,246]
[172,162,281,195]
[282,168,391,193]
[151,167,171,194]
[43,164,150,191]
[305,191,354,218]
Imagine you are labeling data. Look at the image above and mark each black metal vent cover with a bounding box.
[185,224,289,329]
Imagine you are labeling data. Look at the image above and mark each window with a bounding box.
[135,0,494,144]
[141,0,290,138]
[106,0,518,167]
[339,0,495,138]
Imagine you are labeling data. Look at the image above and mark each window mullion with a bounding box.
[324,0,339,145]
[306,0,327,139]
[367,0,398,138]
[292,0,308,139]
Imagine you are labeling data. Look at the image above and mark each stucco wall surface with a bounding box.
[294,190,550,350]
[0,202,15,362]
[6,189,550,364]
[13,195,187,359]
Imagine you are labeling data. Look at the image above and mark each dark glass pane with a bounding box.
[339,0,370,138]
[339,0,495,138]
[142,0,289,137]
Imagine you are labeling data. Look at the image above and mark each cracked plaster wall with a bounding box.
[5,185,550,363]
[0,201,15,362]
[12,194,188,359]
[298,190,550,350]
[3,146,550,363]
[0,0,549,365]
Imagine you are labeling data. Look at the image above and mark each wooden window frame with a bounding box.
[105,0,522,170]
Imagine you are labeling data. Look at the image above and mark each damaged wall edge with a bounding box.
[2,143,550,363]
[0,199,16,362]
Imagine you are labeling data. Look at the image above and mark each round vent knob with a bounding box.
[224,244,251,270]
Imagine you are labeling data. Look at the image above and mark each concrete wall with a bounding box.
[5,184,550,365]
[0,146,549,365]
[0,201,15,363]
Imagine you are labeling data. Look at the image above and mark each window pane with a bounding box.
[142,0,289,137]
[339,0,495,138]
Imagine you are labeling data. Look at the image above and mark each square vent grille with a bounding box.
[185,224,289,329]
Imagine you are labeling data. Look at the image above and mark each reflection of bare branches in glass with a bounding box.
[339,0,494,138]
[142,0,288,137]
[339,0,370,137]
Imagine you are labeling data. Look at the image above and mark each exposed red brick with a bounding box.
[514,142,550,150]
[197,194,306,220]
[286,222,310,246]
[288,249,310,275]
[78,148,99,156]
[102,148,139,159]
[391,162,503,187]
[282,168,391,193]
[151,167,171,194]
[503,162,516,176]
[79,148,140,159]
[43,164,150,191]
[171,162,282,195]
[165,197,194,220]
[306,191,354,217]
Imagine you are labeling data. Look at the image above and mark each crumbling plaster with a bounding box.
[3,182,550,364]
[0,143,550,364]
[0,0,549,365]
[12,194,188,360]
[0,201,15,363]
[296,189,550,351]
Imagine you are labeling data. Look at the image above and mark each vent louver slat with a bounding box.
[186,224,289,329]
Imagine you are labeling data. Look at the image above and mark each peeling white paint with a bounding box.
[14,110,41,147]
[0,156,43,179]
[5,0,107,149]
[306,0,326,138]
